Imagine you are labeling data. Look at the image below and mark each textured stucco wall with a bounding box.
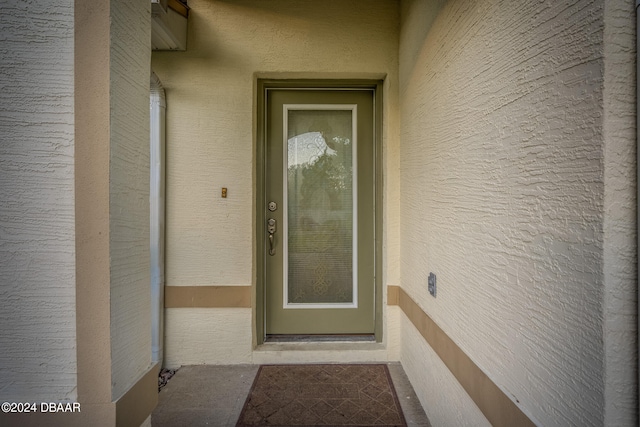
[109,0,153,400]
[0,0,77,401]
[401,315,490,426]
[152,0,399,363]
[602,0,637,424]
[399,0,635,425]
[163,309,253,367]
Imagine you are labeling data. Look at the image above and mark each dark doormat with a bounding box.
[236,364,407,427]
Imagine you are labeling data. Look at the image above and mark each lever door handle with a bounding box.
[269,233,275,256]
[267,218,277,256]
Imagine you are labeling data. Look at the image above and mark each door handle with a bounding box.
[267,218,277,256]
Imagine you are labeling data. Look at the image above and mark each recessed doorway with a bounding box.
[256,80,383,343]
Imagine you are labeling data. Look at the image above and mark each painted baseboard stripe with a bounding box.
[115,362,160,427]
[387,284,400,306]
[387,285,535,427]
[165,286,252,308]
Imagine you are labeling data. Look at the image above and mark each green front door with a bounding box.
[263,87,376,336]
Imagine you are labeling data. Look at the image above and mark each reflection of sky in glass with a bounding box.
[288,132,337,168]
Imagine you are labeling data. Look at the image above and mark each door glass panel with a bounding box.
[285,107,356,306]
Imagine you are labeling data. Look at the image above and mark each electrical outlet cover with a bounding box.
[428,272,436,297]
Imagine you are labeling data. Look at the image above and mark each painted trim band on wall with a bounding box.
[165,286,251,308]
[387,284,400,306]
[387,285,535,427]
[115,362,159,427]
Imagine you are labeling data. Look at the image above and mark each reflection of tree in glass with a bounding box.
[289,135,352,211]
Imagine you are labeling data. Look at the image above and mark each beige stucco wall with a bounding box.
[75,1,157,423]
[152,0,400,363]
[0,0,77,401]
[400,314,490,426]
[1,1,156,423]
[109,0,153,401]
[399,0,636,426]
[164,309,253,366]
[602,0,637,424]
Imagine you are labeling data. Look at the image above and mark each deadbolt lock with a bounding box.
[268,201,277,212]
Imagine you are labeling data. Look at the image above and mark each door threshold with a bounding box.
[265,334,375,343]
[253,339,388,364]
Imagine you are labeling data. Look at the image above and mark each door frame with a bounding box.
[255,79,384,345]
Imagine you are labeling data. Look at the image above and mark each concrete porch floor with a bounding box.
[151,363,432,426]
